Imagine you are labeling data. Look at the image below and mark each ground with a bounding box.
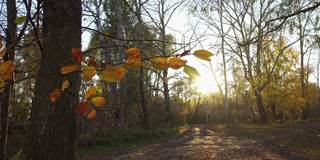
[84,122,320,160]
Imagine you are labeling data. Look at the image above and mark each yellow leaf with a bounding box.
[0,77,4,92]
[82,66,97,80]
[0,60,16,80]
[168,57,187,70]
[125,48,141,59]
[87,109,97,120]
[91,96,106,107]
[61,64,81,75]
[193,49,213,61]
[85,85,97,99]
[125,58,142,69]
[101,66,126,83]
[0,48,6,58]
[0,40,4,58]
[49,89,61,103]
[61,80,70,91]
[151,57,169,70]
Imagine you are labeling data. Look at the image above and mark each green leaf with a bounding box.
[15,16,27,25]
[183,65,200,79]
[10,149,23,160]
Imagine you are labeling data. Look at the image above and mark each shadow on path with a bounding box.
[87,124,314,160]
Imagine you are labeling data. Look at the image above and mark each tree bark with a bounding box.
[254,90,268,124]
[0,0,16,159]
[28,0,81,159]
[163,69,171,122]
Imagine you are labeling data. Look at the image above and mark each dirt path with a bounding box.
[87,124,313,160]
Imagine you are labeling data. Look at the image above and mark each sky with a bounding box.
[81,1,222,94]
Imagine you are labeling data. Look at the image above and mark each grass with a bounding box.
[76,125,188,159]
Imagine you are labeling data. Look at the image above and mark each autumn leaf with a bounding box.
[193,49,213,61]
[125,58,142,69]
[0,78,4,92]
[125,47,142,69]
[87,109,97,120]
[49,89,61,103]
[125,48,141,59]
[88,59,97,67]
[0,40,4,58]
[168,57,187,70]
[15,16,27,25]
[85,85,97,99]
[82,66,97,80]
[75,102,90,116]
[0,48,5,58]
[71,48,83,64]
[183,65,200,79]
[101,66,126,83]
[61,64,81,75]
[151,57,169,70]
[61,79,70,91]
[91,96,106,108]
[0,60,16,80]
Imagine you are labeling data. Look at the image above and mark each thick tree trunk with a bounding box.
[254,90,268,124]
[28,0,81,159]
[0,1,16,159]
[134,0,151,129]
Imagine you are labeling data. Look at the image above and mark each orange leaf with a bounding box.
[88,59,97,67]
[87,109,97,119]
[61,64,81,75]
[61,79,70,91]
[85,85,97,99]
[49,89,61,103]
[125,58,142,69]
[0,60,16,80]
[101,66,126,83]
[71,48,83,64]
[125,48,141,59]
[91,96,106,108]
[0,48,6,58]
[168,57,187,70]
[151,57,169,70]
[75,102,90,116]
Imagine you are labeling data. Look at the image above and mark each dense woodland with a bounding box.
[0,0,320,160]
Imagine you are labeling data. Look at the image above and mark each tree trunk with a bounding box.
[298,14,308,120]
[0,0,16,159]
[134,0,151,129]
[219,0,229,126]
[254,90,268,124]
[28,0,81,159]
[163,69,171,122]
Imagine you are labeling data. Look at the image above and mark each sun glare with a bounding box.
[194,76,217,94]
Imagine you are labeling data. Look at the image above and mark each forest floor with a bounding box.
[84,121,320,160]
